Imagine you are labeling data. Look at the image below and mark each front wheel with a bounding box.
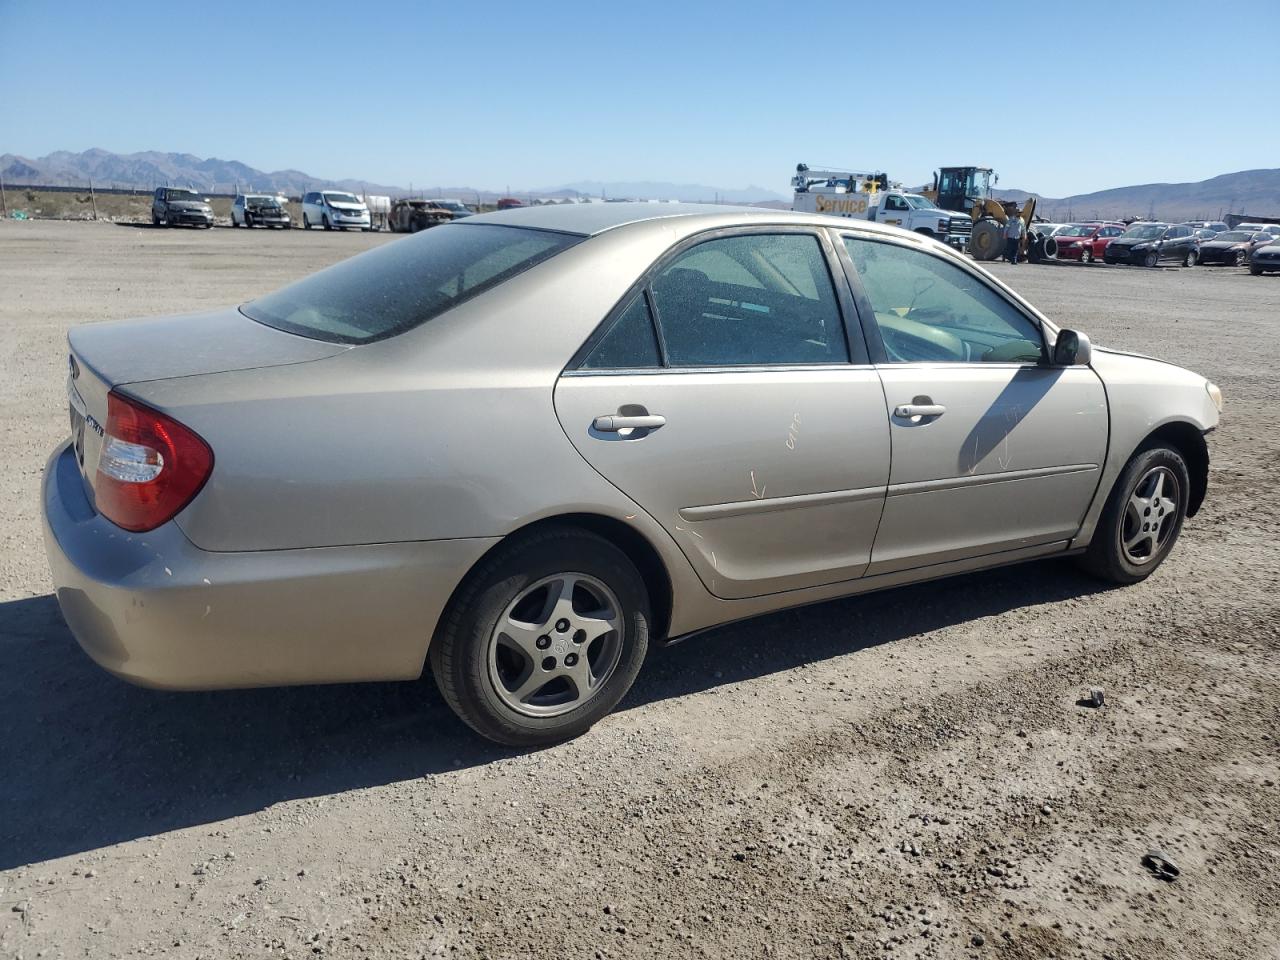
[1077,446,1190,585]
[1143,250,1159,268]
[303,214,311,230]
[1081,248,1094,264]
[1184,249,1198,267]
[430,527,651,747]
[322,214,332,231]
[1250,264,1263,276]
[1234,251,1245,267]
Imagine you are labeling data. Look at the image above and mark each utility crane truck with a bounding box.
[791,163,973,250]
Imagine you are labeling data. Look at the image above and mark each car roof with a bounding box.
[459,201,864,238]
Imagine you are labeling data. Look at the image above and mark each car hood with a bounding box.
[327,203,367,213]
[67,306,350,387]
[1200,240,1244,251]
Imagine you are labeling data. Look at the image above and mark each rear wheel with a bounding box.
[430,528,651,747]
[1077,445,1189,584]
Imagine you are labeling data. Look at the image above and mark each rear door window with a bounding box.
[649,233,849,366]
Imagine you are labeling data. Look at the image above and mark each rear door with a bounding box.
[554,227,891,600]
[837,232,1108,574]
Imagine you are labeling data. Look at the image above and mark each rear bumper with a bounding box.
[41,442,497,689]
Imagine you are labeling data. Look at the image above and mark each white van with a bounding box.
[301,191,371,231]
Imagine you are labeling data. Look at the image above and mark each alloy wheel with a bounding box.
[1121,466,1181,565]
[487,573,623,718]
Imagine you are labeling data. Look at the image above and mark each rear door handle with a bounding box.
[593,414,666,432]
[893,403,946,419]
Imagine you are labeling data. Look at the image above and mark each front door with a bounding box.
[838,233,1108,574]
[554,229,891,600]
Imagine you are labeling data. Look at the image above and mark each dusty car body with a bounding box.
[387,199,456,233]
[1051,222,1126,262]
[1196,231,1273,266]
[43,204,1221,745]
[1104,223,1200,266]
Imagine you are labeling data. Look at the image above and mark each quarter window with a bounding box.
[649,233,849,367]
[843,237,1045,364]
[581,294,661,369]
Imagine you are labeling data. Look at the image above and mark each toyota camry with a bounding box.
[43,204,1222,746]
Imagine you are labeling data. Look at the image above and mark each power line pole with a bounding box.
[0,172,7,219]
[88,177,99,220]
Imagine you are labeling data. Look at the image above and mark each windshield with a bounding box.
[323,192,360,205]
[902,194,939,210]
[242,224,581,344]
[1057,225,1095,237]
[246,196,280,207]
[167,189,202,202]
[1122,225,1165,240]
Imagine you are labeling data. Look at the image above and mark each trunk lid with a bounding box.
[66,306,349,506]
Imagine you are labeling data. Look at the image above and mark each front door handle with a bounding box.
[593,414,666,432]
[893,403,946,419]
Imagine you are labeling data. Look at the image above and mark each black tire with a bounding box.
[322,215,332,231]
[1250,265,1263,276]
[1143,250,1159,268]
[1234,251,1245,267]
[245,213,253,228]
[1077,445,1190,585]
[1081,248,1094,264]
[152,213,161,227]
[303,214,311,230]
[430,527,651,747]
[1184,249,1198,267]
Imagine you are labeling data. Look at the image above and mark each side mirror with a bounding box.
[1053,329,1092,366]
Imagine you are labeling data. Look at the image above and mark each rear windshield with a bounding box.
[242,223,581,344]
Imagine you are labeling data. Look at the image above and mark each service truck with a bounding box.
[791,163,972,250]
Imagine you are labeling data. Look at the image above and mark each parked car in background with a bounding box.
[1191,228,1218,243]
[1182,220,1228,235]
[42,203,1221,746]
[151,188,213,228]
[1236,222,1280,240]
[1196,231,1274,266]
[301,191,371,231]
[231,194,291,229]
[1104,223,1199,267]
[1050,222,1126,263]
[1247,240,1280,275]
[428,199,473,218]
[497,197,525,210]
[388,199,456,233]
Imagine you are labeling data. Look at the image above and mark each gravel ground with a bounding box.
[1,220,1277,960]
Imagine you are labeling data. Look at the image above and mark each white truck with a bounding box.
[791,164,972,250]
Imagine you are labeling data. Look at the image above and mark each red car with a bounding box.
[496,197,525,210]
[1051,222,1127,263]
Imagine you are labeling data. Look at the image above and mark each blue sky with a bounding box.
[2,0,1275,198]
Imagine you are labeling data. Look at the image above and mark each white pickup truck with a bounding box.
[791,165,972,249]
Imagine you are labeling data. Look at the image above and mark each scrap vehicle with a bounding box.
[231,194,291,229]
[151,187,214,229]
[1248,240,1280,274]
[1196,230,1275,266]
[791,164,972,249]
[388,199,457,233]
[1049,222,1127,263]
[1183,220,1228,235]
[497,197,525,210]
[1103,222,1200,267]
[301,191,371,231]
[428,198,474,218]
[920,166,1036,262]
[1236,222,1280,239]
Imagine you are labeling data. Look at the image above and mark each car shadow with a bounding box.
[0,559,1108,869]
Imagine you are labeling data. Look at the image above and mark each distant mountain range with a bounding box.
[0,149,786,203]
[2,149,1275,218]
[990,169,1280,221]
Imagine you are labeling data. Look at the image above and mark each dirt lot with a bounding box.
[1,220,1277,960]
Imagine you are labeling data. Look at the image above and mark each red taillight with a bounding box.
[95,390,214,532]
